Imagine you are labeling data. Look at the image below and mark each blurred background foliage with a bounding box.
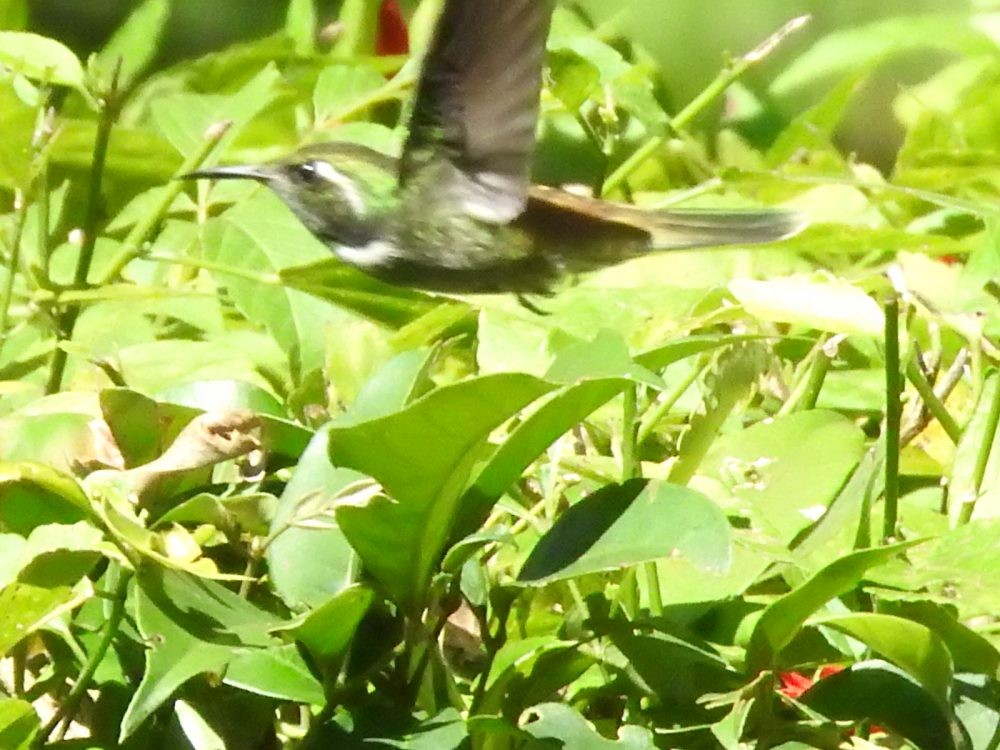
[16,0,983,170]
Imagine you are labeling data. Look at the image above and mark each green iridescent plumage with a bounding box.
[185,0,805,295]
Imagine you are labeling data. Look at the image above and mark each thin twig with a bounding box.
[34,571,131,747]
[601,15,811,197]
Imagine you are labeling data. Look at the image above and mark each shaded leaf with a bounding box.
[802,660,960,750]
[518,480,731,584]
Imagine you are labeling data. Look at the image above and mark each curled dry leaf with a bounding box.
[125,410,263,498]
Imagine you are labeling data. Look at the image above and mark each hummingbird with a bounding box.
[185,0,805,297]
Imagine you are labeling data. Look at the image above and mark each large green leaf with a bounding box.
[871,518,1000,620]
[700,410,867,545]
[456,335,743,537]
[802,660,961,750]
[811,612,953,706]
[331,374,554,609]
[266,426,363,610]
[224,644,325,705]
[747,541,924,673]
[202,194,352,380]
[267,350,434,610]
[151,63,282,158]
[277,584,374,674]
[518,480,731,584]
[122,566,283,740]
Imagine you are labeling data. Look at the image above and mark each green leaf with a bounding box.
[331,374,554,609]
[341,348,436,425]
[114,339,267,395]
[206,191,386,376]
[772,15,995,95]
[276,584,373,671]
[456,335,739,537]
[0,576,91,656]
[729,277,884,335]
[802,660,961,750]
[0,698,38,750]
[122,566,282,740]
[331,0,380,56]
[224,644,325,704]
[280,257,441,330]
[267,351,434,609]
[266,426,364,611]
[768,70,868,167]
[151,63,282,158]
[313,64,390,124]
[0,462,91,534]
[875,518,1000,620]
[811,612,953,706]
[376,709,468,750]
[548,48,600,112]
[746,540,924,673]
[953,673,1000,750]
[880,600,1000,677]
[518,480,731,585]
[0,412,96,475]
[700,410,867,545]
[606,629,741,724]
[0,31,86,91]
[545,329,664,389]
[95,0,170,88]
[521,703,656,749]
[174,700,225,750]
[0,1,27,30]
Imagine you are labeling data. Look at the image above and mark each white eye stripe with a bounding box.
[309,160,367,217]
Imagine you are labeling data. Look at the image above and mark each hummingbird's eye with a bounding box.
[296,161,320,182]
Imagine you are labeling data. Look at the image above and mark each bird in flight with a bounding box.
[185,0,805,297]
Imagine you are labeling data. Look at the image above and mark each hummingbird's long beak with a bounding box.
[179,165,271,182]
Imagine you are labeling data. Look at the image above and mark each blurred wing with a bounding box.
[400,0,553,224]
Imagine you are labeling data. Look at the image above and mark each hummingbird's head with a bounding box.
[183,143,399,247]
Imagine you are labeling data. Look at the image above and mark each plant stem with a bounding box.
[0,197,28,360]
[34,570,131,747]
[904,356,961,444]
[45,70,121,394]
[960,369,1000,525]
[637,360,707,444]
[97,121,233,285]
[601,15,810,197]
[143,253,280,286]
[621,384,640,481]
[883,296,901,543]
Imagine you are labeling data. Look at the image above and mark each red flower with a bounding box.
[778,670,815,700]
[376,0,409,56]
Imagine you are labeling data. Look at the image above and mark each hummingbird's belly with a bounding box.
[345,218,560,294]
[361,252,559,294]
